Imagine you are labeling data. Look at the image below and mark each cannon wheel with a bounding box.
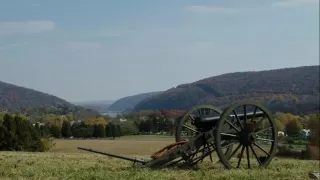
[175,105,233,165]
[214,100,278,169]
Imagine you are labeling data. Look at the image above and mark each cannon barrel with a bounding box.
[193,111,264,129]
[78,147,147,164]
[204,111,264,121]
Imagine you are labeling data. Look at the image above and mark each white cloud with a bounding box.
[272,0,319,7]
[0,20,55,35]
[184,6,240,13]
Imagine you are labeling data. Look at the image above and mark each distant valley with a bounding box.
[0,65,319,116]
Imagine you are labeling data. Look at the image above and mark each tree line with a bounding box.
[36,121,124,139]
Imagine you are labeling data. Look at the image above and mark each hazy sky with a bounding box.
[0,0,319,102]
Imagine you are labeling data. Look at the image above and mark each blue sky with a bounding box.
[0,0,319,102]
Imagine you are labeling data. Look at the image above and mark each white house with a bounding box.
[119,118,127,122]
[278,131,285,136]
[301,129,311,139]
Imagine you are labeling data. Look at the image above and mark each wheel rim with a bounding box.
[175,105,233,165]
[215,100,278,169]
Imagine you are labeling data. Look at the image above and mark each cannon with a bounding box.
[78,100,278,169]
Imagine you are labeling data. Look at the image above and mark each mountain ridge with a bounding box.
[0,80,74,110]
[133,65,320,114]
[107,91,162,112]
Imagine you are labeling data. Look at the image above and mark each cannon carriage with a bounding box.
[78,100,278,170]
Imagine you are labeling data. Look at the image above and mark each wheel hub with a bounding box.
[239,129,257,146]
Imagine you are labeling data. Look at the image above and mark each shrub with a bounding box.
[276,144,305,159]
[38,138,56,152]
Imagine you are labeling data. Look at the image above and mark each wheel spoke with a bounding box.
[253,142,270,156]
[255,127,273,135]
[188,115,195,121]
[221,141,237,149]
[183,124,197,132]
[227,143,242,160]
[215,102,276,169]
[256,138,274,142]
[253,114,266,132]
[255,114,266,127]
[237,145,245,168]
[225,119,241,132]
[249,144,262,166]
[246,145,250,168]
[233,110,243,130]
[221,133,239,138]
[209,150,213,162]
[251,107,258,122]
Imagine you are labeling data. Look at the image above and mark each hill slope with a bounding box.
[108,92,162,112]
[0,81,101,118]
[0,80,75,110]
[133,66,320,114]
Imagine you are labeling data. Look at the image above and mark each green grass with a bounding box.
[0,137,319,180]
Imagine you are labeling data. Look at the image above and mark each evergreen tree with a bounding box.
[61,120,72,138]
[17,116,33,150]
[40,124,51,137]
[1,114,18,150]
[97,124,106,138]
[3,114,16,133]
[105,124,111,138]
[0,125,9,150]
[116,124,122,137]
[93,125,99,138]
[0,114,52,152]
[110,123,116,139]
[49,125,61,138]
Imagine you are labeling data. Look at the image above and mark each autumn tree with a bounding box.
[285,118,303,137]
[85,117,107,126]
[275,119,285,132]
[275,112,296,126]
[308,114,320,146]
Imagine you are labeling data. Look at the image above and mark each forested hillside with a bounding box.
[0,81,100,118]
[133,65,320,114]
[107,92,162,112]
[0,81,74,110]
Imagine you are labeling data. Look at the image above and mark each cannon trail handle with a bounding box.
[77,146,147,164]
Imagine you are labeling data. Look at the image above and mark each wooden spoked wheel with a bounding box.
[214,100,278,169]
[175,105,233,166]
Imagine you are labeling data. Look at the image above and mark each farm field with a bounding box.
[0,136,319,180]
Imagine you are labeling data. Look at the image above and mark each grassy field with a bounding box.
[0,136,319,180]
